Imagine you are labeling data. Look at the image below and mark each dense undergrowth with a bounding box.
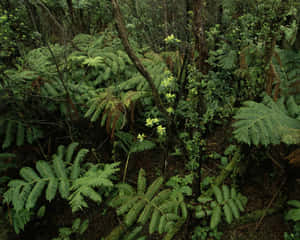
[0,0,300,239]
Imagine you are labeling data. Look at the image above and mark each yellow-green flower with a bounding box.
[157,125,166,136]
[167,107,174,114]
[165,93,176,100]
[137,133,145,142]
[146,118,160,127]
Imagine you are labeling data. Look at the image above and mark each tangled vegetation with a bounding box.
[0,0,300,239]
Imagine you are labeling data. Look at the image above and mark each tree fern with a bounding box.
[233,95,300,146]
[117,51,170,93]
[110,169,187,236]
[84,88,145,138]
[69,34,133,87]
[195,185,247,229]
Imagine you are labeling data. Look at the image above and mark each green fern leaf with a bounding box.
[180,202,188,219]
[46,178,58,201]
[125,200,146,227]
[2,120,14,149]
[233,96,300,145]
[43,82,59,97]
[145,176,164,200]
[137,168,147,195]
[124,226,143,240]
[71,148,89,180]
[149,209,160,234]
[117,196,139,215]
[212,186,223,204]
[222,185,230,201]
[228,199,240,219]
[36,161,55,178]
[16,122,25,147]
[25,181,46,210]
[223,203,233,224]
[138,203,153,225]
[158,215,166,234]
[53,156,69,199]
[210,205,221,229]
[20,167,40,181]
[66,142,79,163]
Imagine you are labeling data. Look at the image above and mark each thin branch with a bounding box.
[111,0,168,118]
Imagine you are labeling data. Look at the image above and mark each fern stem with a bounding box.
[123,153,131,182]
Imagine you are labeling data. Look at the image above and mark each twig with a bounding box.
[255,177,286,231]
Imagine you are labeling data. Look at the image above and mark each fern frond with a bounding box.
[65,142,80,163]
[233,96,300,145]
[69,162,120,212]
[137,169,147,195]
[110,169,187,236]
[70,148,89,180]
[195,185,247,228]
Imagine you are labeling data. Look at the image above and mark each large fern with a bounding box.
[233,95,300,145]
[109,169,187,236]
[4,142,120,232]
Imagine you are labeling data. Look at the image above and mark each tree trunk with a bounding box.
[192,0,208,73]
[111,0,168,118]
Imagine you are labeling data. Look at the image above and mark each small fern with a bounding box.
[52,218,89,240]
[110,169,187,236]
[233,95,300,146]
[195,185,247,229]
[0,120,43,149]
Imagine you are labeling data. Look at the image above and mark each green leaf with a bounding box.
[137,168,147,195]
[149,209,160,234]
[16,122,25,147]
[287,200,300,208]
[212,185,223,204]
[65,142,79,163]
[223,203,233,224]
[210,205,221,229]
[26,181,46,210]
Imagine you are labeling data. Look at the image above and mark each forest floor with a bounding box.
[9,127,300,240]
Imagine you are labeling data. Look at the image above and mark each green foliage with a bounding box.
[233,96,300,146]
[69,33,133,87]
[52,218,89,240]
[192,226,223,240]
[84,88,145,137]
[117,51,171,93]
[165,174,193,197]
[286,200,300,222]
[10,209,32,234]
[110,169,187,236]
[114,131,156,155]
[284,222,300,240]
[4,142,119,232]
[195,185,247,229]
[274,49,300,99]
[0,119,43,149]
[69,162,120,212]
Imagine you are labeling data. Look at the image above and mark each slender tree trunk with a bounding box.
[111,0,168,118]
[163,0,168,41]
[192,0,208,73]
